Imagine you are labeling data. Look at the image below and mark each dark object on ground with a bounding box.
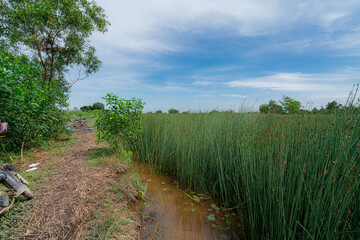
[0,163,34,215]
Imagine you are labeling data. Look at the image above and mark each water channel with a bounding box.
[135,162,236,240]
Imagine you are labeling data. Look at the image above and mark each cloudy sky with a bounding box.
[70,0,360,112]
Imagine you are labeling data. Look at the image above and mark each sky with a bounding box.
[69,0,360,112]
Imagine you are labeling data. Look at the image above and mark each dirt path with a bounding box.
[15,130,138,240]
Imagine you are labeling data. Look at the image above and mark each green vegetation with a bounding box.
[0,51,67,153]
[0,0,108,155]
[168,108,179,114]
[94,93,145,151]
[64,110,94,121]
[0,0,109,87]
[259,96,300,114]
[80,102,105,112]
[135,110,360,239]
[87,147,142,240]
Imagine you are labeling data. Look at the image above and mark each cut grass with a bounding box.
[0,134,78,238]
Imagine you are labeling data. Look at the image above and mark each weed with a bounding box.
[86,146,142,239]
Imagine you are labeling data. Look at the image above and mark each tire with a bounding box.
[22,188,34,199]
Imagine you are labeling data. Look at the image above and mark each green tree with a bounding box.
[92,102,104,110]
[259,100,283,114]
[155,110,162,114]
[326,101,339,111]
[280,96,301,114]
[168,109,179,114]
[0,0,109,88]
[259,104,270,114]
[80,105,92,112]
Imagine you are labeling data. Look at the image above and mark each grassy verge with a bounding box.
[136,111,360,239]
[86,147,142,239]
[64,110,96,126]
[0,135,78,238]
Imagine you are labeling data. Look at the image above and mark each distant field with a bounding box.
[136,111,360,239]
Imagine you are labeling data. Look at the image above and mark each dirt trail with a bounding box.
[17,131,131,240]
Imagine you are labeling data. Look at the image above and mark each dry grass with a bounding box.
[1,131,141,240]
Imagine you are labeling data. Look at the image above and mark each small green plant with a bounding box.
[94,93,145,151]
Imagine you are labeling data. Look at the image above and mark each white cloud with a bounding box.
[192,81,215,86]
[196,94,213,97]
[93,0,360,54]
[227,71,358,93]
[222,94,247,98]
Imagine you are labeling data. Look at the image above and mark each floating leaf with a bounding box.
[193,195,201,203]
[190,203,194,207]
[161,182,166,185]
[207,213,216,222]
[190,191,195,194]
[210,203,220,211]
[191,208,196,212]
[211,224,217,229]
[208,209,213,212]
[146,179,151,182]
[163,188,167,191]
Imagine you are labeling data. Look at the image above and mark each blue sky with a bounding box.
[69,0,360,112]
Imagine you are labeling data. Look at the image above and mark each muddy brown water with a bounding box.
[136,162,234,240]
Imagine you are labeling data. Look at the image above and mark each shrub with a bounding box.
[168,109,179,114]
[0,51,68,153]
[94,93,145,151]
[92,102,105,110]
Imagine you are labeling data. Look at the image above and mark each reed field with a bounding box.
[135,110,360,239]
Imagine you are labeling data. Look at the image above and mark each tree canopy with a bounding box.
[280,96,301,114]
[0,0,109,88]
[168,109,179,114]
[259,96,301,114]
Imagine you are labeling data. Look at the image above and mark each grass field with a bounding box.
[135,110,360,239]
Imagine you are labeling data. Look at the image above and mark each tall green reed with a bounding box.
[136,110,360,239]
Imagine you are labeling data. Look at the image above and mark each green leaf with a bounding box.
[210,203,220,211]
[207,214,216,222]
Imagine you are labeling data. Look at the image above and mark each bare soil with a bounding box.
[12,130,139,240]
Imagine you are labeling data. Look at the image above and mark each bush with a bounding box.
[80,102,105,111]
[0,51,67,153]
[92,102,105,110]
[94,94,145,151]
[80,105,92,112]
[168,109,179,114]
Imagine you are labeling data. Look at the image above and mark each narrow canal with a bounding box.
[136,162,235,240]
